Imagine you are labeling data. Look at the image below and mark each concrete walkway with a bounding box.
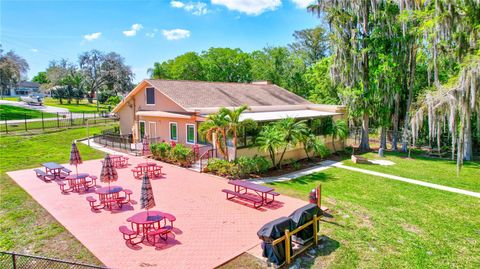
[333,163,480,198]
[80,138,135,155]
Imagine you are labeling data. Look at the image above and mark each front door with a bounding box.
[149,122,156,139]
[139,121,145,141]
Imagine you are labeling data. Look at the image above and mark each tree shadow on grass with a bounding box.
[290,236,340,268]
[269,172,336,188]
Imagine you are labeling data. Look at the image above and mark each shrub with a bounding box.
[150,142,172,161]
[235,155,271,178]
[170,144,193,167]
[316,143,331,159]
[206,159,238,178]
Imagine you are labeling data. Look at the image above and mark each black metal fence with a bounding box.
[0,251,107,269]
[1,111,117,134]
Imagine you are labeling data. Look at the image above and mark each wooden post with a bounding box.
[313,215,319,245]
[285,229,291,265]
[24,113,27,132]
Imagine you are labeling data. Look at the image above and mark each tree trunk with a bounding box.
[391,93,400,150]
[331,136,337,153]
[402,45,417,152]
[232,129,237,161]
[380,126,387,149]
[359,111,370,151]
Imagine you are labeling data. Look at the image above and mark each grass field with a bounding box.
[343,150,480,192]
[268,167,480,268]
[0,105,56,120]
[0,97,21,101]
[43,98,109,113]
[0,126,115,265]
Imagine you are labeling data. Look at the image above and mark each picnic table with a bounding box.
[119,211,176,245]
[34,162,71,181]
[86,185,132,211]
[104,155,129,168]
[132,162,162,179]
[222,180,279,208]
[58,173,96,193]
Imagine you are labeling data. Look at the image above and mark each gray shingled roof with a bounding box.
[145,80,311,109]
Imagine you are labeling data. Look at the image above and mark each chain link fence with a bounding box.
[0,111,118,134]
[0,251,107,269]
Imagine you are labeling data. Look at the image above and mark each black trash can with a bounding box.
[257,216,293,266]
[289,204,321,242]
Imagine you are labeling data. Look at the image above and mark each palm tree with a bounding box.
[275,118,309,168]
[198,113,229,159]
[327,120,348,153]
[256,125,285,168]
[147,62,167,79]
[219,105,256,161]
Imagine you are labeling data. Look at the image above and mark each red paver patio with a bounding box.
[7,156,306,269]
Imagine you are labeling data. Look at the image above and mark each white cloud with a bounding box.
[171,1,208,15]
[170,1,185,8]
[84,32,101,41]
[30,48,39,53]
[123,23,143,37]
[291,0,315,8]
[211,0,281,15]
[146,32,156,38]
[162,29,191,40]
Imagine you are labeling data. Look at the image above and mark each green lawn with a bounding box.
[342,151,480,192]
[0,105,56,120]
[43,98,109,113]
[0,126,115,265]
[268,167,480,268]
[0,97,21,101]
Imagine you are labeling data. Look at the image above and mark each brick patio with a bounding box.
[7,156,305,269]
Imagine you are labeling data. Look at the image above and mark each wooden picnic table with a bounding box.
[121,211,176,245]
[59,173,96,193]
[132,162,162,179]
[41,162,68,180]
[223,180,279,208]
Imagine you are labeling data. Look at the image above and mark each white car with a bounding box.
[20,95,43,106]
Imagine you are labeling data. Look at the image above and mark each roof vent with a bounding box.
[252,80,272,85]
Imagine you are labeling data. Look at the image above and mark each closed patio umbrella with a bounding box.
[140,172,155,216]
[100,154,118,190]
[142,134,150,156]
[70,142,83,175]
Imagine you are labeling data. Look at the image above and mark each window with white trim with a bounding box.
[169,122,177,141]
[146,87,155,105]
[186,124,195,144]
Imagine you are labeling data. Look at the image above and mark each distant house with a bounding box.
[8,81,41,96]
[113,79,346,160]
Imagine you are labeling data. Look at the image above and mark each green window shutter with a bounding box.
[187,125,195,143]
[170,123,177,140]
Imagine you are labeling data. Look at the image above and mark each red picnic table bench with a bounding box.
[86,185,132,211]
[119,211,176,246]
[58,173,96,193]
[131,162,162,179]
[222,180,279,208]
[102,155,129,168]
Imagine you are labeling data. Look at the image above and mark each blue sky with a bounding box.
[1,0,320,82]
